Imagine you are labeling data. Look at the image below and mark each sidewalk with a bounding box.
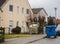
[1,34,46,44]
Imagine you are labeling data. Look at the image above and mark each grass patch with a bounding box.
[5,34,32,39]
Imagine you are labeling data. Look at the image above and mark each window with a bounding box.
[9,20,13,28]
[26,9,29,14]
[9,20,13,24]
[22,8,24,13]
[17,6,19,13]
[9,20,13,33]
[9,5,13,12]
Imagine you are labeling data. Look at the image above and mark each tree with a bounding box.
[48,17,55,25]
[38,16,45,34]
[34,17,37,23]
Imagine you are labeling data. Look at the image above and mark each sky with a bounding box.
[28,0,60,19]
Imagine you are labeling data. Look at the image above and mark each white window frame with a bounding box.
[9,20,13,29]
[17,6,19,14]
[22,8,24,14]
[9,5,13,13]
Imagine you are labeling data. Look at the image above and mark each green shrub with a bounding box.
[11,26,21,34]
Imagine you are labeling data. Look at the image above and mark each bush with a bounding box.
[11,26,21,34]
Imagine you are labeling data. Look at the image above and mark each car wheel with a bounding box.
[47,36,50,38]
[54,36,57,38]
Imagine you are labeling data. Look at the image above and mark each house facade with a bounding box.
[0,0,33,33]
[56,19,60,25]
[32,8,48,23]
[32,8,48,34]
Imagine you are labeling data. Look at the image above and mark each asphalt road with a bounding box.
[28,36,60,44]
[0,35,60,44]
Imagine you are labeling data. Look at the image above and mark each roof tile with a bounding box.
[0,0,6,7]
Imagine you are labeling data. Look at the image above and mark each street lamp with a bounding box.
[54,8,57,25]
[55,8,57,19]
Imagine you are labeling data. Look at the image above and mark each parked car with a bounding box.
[56,24,60,36]
[29,23,39,34]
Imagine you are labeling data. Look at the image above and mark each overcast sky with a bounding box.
[28,0,60,19]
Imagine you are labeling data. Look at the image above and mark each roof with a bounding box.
[32,8,48,15]
[0,0,6,7]
[48,16,55,19]
[32,8,43,14]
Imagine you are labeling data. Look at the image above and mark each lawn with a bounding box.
[5,34,32,39]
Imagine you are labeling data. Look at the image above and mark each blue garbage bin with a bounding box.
[46,25,56,38]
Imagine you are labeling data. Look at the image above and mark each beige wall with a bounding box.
[0,11,3,27]
[0,0,33,33]
[0,11,1,27]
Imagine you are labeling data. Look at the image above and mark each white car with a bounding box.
[56,24,60,36]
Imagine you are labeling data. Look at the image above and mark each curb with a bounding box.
[25,36,46,44]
